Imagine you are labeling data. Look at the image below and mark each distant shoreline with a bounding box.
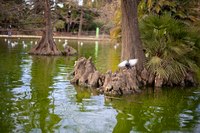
[0,34,110,41]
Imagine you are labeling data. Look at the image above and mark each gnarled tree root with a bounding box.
[71,57,198,96]
[62,45,77,56]
[70,57,140,96]
[29,33,62,56]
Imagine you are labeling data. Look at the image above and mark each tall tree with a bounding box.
[121,0,145,73]
[29,0,61,55]
[78,8,83,36]
[0,0,26,28]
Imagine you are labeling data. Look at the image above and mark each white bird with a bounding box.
[11,42,16,47]
[58,39,61,42]
[23,44,27,48]
[35,41,37,45]
[14,41,18,45]
[118,59,138,69]
[4,38,7,42]
[10,41,17,47]
[63,40,68,48]
[114,45,117,49]
[22,41,27,48]
[80,42,83,46]
[7,40,11,44]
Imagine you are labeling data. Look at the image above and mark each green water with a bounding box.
[0,38,200,133]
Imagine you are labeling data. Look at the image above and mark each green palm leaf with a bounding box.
[140,14,200,85]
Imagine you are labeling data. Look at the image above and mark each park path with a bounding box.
[0,34,110,41]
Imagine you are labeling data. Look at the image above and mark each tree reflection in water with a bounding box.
[29,56,61,132]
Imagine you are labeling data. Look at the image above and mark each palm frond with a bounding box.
[141,14,200,84]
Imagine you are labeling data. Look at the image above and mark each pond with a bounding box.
[0,37,200,133]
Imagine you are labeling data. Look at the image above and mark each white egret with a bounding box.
[23,44,27,48]
[118,59,138,69]
[10,41,18,47]
[11,42,16,47]
[14,41,18,45]
[114,45,117,49]
[7,40,11,44]
[80,42,83,46]
[22,41,27,48]
[63,40,68,48]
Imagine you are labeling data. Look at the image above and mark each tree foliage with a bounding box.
[140,0,200,23]
[140,14,200,83]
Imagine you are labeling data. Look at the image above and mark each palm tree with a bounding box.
[140,14,200,86]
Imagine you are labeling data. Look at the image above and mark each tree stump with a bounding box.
[29,31,62,56]
[100,68,140,96]
[71,57,141,96]
[70,57,102,88]
[62,45,77,56]
[70,57,198,96]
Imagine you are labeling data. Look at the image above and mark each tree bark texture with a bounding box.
[70,57,102,88]
[70,57,141,96]
[121,0,145,73]
[29,0,61,56]
[62,45,77,56]
[71,57,197,96]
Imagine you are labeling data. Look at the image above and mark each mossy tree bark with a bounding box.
[121,0,145,73]
[29,0,61,56]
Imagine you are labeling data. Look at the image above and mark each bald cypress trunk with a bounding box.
[121,0,145,73]
[29,0,61,56]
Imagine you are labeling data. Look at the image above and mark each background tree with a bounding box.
[54,1,102,34]
[140,0,200,22]
[0,0,26,29]
[28,0,61,55]
[109,0,200,87]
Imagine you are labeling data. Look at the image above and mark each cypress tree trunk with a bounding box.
[29,0,61,56]
[121,0,145,73]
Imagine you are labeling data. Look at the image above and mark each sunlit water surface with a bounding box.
[0,38,200,133]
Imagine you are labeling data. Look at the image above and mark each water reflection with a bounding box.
[29,56,61,132]
[69,40,120,72]
[110,87,200,133]
[0,38,24,132]
[1,38,200,132]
